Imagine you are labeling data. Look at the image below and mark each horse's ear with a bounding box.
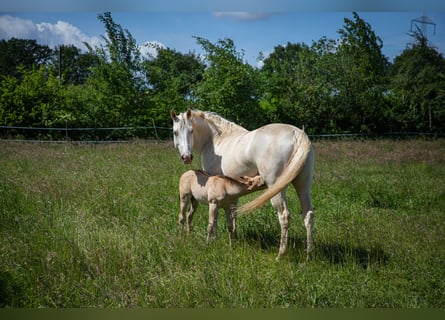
[171,109,178,121]
[186,108,192,118]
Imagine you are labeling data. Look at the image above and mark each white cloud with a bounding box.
[213,12,273,21]
[0,15,102,51]
[0,15,35,39]
[139,41,167,58]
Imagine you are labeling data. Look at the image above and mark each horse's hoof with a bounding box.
[275,254,283,261]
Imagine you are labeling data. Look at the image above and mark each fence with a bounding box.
[0,124,172,142]
[0,125,443,143]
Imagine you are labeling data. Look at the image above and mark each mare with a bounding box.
[171,109,314,260]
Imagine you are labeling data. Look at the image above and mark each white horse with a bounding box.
[171,109,314,260]
[179,169,265,243]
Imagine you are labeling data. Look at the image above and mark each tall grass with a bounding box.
[1,139,444,307]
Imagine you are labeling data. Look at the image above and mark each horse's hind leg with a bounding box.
[271,189,290,260]
[297,191,314,261]
[207,200,219,242]
[225,204,238,245]
[293,148,315,260]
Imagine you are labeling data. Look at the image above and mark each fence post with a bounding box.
[65,120,68,141]
[152,119,159,141]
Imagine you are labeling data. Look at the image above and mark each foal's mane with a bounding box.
[191,110,247,138]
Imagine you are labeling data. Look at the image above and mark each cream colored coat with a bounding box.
[178,170,265,241]
[172,109,314,260]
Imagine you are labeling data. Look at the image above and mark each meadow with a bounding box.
[0,138,444,307]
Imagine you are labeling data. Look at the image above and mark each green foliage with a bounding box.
[0,12,444,137]
[143,48,205,127]
[333,12,389,133]
[0,66,61,128]
[1,139,444,307]
[195,37,266,129]
[388,30,445,132]
[89,12,147,128]
[0,38,52,79]
[261,42,328,132]
[0,76,21,126]
[51,45,99,85]
[97,12,142,72]
[261,13,390,134]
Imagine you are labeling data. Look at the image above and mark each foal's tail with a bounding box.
[237,130,312,214]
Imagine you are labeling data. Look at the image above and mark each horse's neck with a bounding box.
[204,113,247,139]
[191,117,212,153]
[196,137,220,175]
[192,111,247,175]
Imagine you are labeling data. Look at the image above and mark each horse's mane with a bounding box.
[191,110,247,138]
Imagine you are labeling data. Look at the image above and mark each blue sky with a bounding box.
[1,2,444,66]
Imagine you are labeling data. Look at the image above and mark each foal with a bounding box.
[178,170,265,242]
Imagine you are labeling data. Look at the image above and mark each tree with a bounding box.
[97,12,141,72]
[260,42,324,132]
[388,30,445,132]
[195,37,264,129]
[333,12,389,133]
[260,13,389,134]
[51,45,99,85]
[0,38,52,79]
[0,66,61,128]
[143,48,204,127]
[85,12,148,128]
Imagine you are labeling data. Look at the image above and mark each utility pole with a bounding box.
[411,15,436,38]
[58,45,62,82]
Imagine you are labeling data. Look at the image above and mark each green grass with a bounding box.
[0,138,444,307]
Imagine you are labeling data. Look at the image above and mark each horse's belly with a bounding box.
[191,186,211,204]
[219,147,258,178]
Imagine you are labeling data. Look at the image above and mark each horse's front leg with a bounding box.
[186,197,198,233]
[179,194,189,232]
[271,191,290,260]
[207,200,219,242]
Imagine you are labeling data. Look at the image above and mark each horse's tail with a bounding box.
[237,130,312,214]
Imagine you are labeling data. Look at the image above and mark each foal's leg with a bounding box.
[186,197,199,233]
[270,189,290,260]
[207,200,219,242]
[179,194,190,231]
[225,203,238,244]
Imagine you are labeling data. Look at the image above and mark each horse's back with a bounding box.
[216,123,308,182]
[180,170,210,202]
[246,124,307,181]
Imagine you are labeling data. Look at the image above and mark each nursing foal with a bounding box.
[179,170,265,242]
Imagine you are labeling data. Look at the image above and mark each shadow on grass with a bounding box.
[317,242,389,269]
[242,229,389,269]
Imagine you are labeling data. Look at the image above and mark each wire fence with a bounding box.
[0,125,443,143]
[0,124,172,142]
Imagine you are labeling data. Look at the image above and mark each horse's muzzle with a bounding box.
[181,154,193,164]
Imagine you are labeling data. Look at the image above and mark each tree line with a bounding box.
[0,12,444,140]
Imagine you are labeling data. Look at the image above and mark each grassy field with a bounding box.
[0,138,444,307]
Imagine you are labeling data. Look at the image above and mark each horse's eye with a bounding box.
[173,130,178,136]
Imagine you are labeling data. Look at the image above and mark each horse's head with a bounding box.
[171,109,194,164]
